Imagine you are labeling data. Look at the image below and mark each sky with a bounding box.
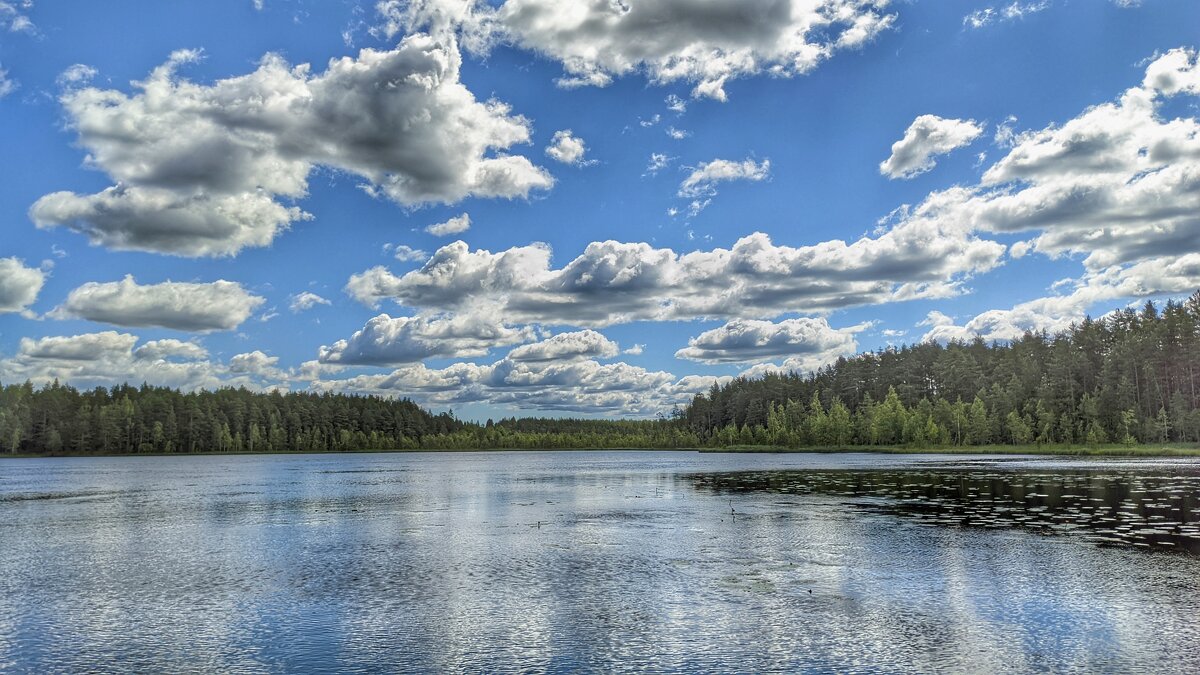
[2,0,1200,420]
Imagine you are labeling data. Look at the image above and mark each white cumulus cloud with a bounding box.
[545,129,592,165]
[0,257,45,316]
[289,291,331,313]
[317,312,536,366]
[679,158,771,198]
[52,276,264,331]
[675,317,866,365]
[31,34,552,257]
[345,224,1003,327]
[506,330,619,362]
[312,337,730,416]
[880,114,984,179]
[0,332,284,391]
[381,0,897,101]
[425,213,471,236]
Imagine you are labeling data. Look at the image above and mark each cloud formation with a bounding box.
[675,317,864,365]
[317,312,536,366]
[0,65,14,98]
[31,34,552,257]
[53,275,264,331]
[289,291,331,313]
[879,114,983,179]
[425,212,471,236]
[678,158,771,197]
[883,48,1200,342]
[312,333,729,415]
[506,329,619,362]
[345,226,1004,327]
[0,331,281,391]
[388,244,428,262]
[133,339,208,362]
[0,1,34,34]
[382,0,896,101]
[963,2,1049,30]
[0,257,45,316]
[904,49,1200,271]
[544,129,591,165]
[924,254,1200,342]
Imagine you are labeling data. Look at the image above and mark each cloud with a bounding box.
[917,310,955,328]
[665,94,687,114]
[386,0,896,101]
[52,275,264,331]
[0,331,282,391]
[644,153,673,175]
[666,126,691,140]
[506,330,619,362]
[388,244,429,261]
[544,129,592,165]
[0,257,45,316]
[311,337,731,415]
[963,2,1050,30]
[993,115,1020,148]
[679,158,771,198]
[675,317,865,364]
[425,212,471,236]
[30,187,307,258]
[923,253,1200,343]
[345,225,1005,327]
[289,291,331,313]
[228,350,282,377]
[19,331,137,361]
[900,48,1200,271]
[0,64,14,98]
[879,114,984,179]
[31,34,552,257]
[1009,239,1034,259]
[133,339,208,361]
[56,64,97,87]
[0,1,35,34]
[317,312,536,366]
[843,45,1200,344]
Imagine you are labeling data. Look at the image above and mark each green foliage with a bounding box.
[679,292,1200,449]
[0,382,462,455]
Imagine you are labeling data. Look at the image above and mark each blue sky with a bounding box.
[2,0,1200,419]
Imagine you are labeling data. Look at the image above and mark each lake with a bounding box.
[2,451,1199,673]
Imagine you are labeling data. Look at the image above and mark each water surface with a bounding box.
[2,451,1199,673]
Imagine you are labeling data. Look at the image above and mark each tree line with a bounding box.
[0,381,693,455]
[4,293,1200,454]
[679,293,1200,448]
[0,383,465,455]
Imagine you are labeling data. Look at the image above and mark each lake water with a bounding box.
[2,451,1199,673]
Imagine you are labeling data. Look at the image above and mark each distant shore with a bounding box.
[699,443,1200,457]
[4,443,1200,459]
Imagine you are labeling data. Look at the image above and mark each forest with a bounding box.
[3,293,1200,455]
[680,294,1200,448]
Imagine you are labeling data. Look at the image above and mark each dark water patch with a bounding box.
[0,489,133,504]
[689,468,1200,554]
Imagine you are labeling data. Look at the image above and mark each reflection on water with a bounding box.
[1,451,1200,673]
[692,466,1200,553]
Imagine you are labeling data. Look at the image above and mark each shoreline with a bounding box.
[4,443,1200,459]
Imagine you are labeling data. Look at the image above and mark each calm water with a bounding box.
[2,451,1199,673]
